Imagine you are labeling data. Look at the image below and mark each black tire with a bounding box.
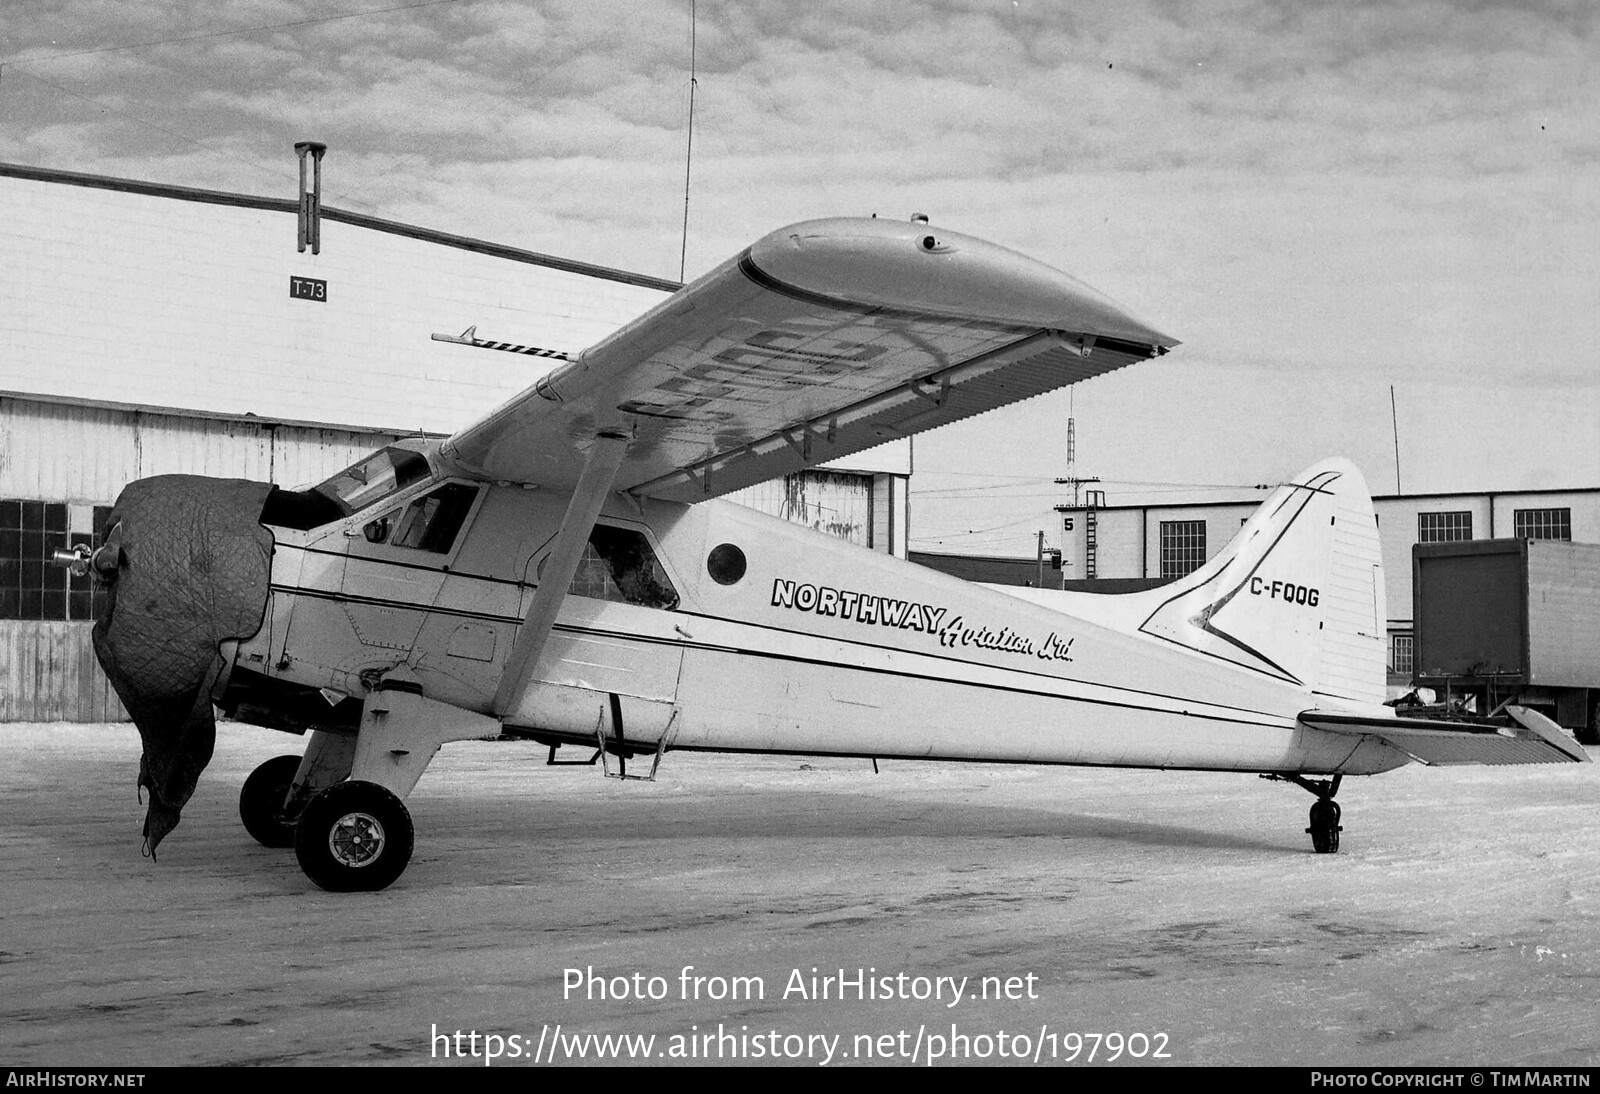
[1579,696,1600,747]
[294,781,414,892]
[240,755,305,849]
[1307,799,1342,854]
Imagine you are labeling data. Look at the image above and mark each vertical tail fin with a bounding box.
[1139,458,1387,705]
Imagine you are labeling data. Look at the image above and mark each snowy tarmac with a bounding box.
[2,722,1597,1067]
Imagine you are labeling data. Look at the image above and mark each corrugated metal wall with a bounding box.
[1,397,402,723]
[0,623,122,722]
[726,471,874,549]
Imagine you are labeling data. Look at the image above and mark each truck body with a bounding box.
[1413,538,1600,742]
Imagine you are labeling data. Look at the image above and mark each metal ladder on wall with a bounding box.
[1084,489,1105,580]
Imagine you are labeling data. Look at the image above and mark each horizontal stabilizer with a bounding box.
[1300,706,1592,766]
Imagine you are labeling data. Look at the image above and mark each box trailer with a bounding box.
[1412,539,1600,743]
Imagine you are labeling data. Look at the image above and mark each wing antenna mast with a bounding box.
[679,0,697,283]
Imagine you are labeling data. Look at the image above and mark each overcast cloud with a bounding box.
[3,1,1596,551]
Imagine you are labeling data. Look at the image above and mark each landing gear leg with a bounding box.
[1262,773,1343,854]
[288,671,500,891]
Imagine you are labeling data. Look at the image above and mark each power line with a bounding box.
[904,469,1051,480]
[913,489,1063,500]
[915,513,1048,539]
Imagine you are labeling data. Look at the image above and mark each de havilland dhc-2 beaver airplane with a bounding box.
[59,216,1589,891]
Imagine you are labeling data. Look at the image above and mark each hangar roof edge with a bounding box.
[0,161,683,294]
[0,390,442,442]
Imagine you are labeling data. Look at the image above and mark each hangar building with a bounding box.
[0,160,910,721]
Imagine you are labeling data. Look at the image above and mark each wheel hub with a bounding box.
[328,811,386,867]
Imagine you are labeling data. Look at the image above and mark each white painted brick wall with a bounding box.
[1091,509,1144,580]
[0,173,670,435]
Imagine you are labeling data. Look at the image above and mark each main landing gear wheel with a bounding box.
[1262,773,1344,854]
[239,755,305,849]
[294,781,414,892]
[1307,798,1343,854]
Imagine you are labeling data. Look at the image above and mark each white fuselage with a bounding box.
[233,476,1410,778]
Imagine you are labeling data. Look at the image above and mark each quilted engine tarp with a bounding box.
[92,475,275,856]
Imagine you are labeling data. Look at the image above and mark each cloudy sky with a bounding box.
[3,0,1596,554]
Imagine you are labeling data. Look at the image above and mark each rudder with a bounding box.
[1138,459,1387,705]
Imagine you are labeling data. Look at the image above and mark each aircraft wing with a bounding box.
[1300,707,1592,766]
[439,218,1176,503]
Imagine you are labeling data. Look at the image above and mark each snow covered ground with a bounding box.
[2,722,1596,1067]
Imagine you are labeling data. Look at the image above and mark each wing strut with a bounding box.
[492,433,630,719]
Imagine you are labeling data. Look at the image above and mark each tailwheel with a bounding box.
[239,755,304,848]
[1307,797,1342,854]
[294,781,414,892]
[1261,773,1344,854]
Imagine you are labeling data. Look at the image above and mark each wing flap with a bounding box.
[439,218,1175,498]
[1301,706,1592,766]
[633,332,1152,503]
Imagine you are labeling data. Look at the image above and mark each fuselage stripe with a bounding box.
[267,583,1291,730]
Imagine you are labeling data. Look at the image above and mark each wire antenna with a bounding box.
[1390,384,1402,493]
[679,0,697,283]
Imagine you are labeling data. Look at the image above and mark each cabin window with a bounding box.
[1159,520,1206,579]
[706,543,747,585]
[362,483,478,554]
[1513,508,1571,541]
[392,483,478,552]
[1417,511,1472,543]
[565,526,679,610]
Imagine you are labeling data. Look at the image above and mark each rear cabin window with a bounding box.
[565,526,679,610]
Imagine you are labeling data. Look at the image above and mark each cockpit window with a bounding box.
[563,525,679,610]
[313,447,432,517]
[362,483,479,554]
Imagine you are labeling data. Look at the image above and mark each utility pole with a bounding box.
[1054,474,1101,507]
[1036,529,1045,588]
[1055,412,1101,505]
[1053,399,1101,580]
